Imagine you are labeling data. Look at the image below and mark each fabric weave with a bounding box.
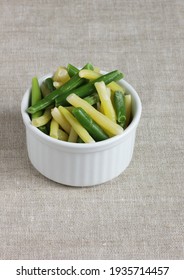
[0,0,183,259]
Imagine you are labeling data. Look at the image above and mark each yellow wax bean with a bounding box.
[58,106,95,143]
[79,69,100,80]
[79,69,125,94]
[97,89,116,139]
[66,94,124,136]
[32,108,51,127]
[68,127,78,143]
[53,66,70,84]
[58,129,68,141]
[106,87,111,98]
[50,118,68,141]
[51,107,71,134]
[95,81,116,123]
[50,118,59,139]
[53,81,63,89]
[107,81,125,94]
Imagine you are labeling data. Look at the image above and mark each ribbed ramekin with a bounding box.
[21,72,142,187]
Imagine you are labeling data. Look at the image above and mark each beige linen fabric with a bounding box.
[0,0,183,259]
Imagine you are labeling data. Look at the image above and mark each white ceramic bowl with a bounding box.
[21,72,142,187]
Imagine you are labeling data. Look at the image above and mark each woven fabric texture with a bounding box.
[0,0,183,259]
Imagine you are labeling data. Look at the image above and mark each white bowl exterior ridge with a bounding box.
[26,126,136,186]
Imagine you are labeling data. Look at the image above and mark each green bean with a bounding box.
[40,82,51,97]
[84,93,99,106]
[67,63,94,77]
[44,77,56,92]
[77,137,84,143]
[38,125,49,135]
[27,63,93,114]
[55,70,123,107]
[67,64,79,77]
[85,63,94,70]
[72,107,109,141]
[31,77,43,119]
[114,91,126,127]
[32,108,52,127]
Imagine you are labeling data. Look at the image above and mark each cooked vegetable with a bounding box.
[32,108,52,127]
[65,106,74,112]
[114,91,126,127]
[44,77,56,92]
[95,81,116,123]
[55,70,123,107]
[77,137,84,143]
[83,93,99,106]
[66,94,124,136]
[72,107,109,141]
[107,81,125,94]
[59,106,95,143]
[38,125,49,135]
[68,128,78,143]
[27,63,130,144]
[79,69,125,94]
[85,63,94,70]
[53,67,70,84]
[53,81,63,89]
[31,77,43,119]
[51,107,71,134]
[27,63,93,114]
[58,129,68,141]
[50,118,60,139]
[67,64,79,77]
[50,118,68,141]
[124,94,132,127]
[67,63,94,77]
[40,82,51,97]
[79,69,100,80]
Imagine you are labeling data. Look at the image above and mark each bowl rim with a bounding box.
[21,71,142,152]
